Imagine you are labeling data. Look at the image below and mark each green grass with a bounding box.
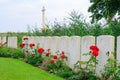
[0,58,64,80]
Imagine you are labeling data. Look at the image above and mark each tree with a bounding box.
[88,0,120,23]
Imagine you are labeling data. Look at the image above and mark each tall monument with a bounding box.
[42,6,46,31]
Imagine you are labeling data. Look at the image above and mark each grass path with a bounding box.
[0,58,64,80]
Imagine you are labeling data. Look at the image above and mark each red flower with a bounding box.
[53,55,58,59]
[62,51,64,54]
[20,43,25,48]
[38,48,44,53]
[90,45,99,51]
[23,37,28,40]
[92,50,98,57]
[46,52,50,57]
[61,54,65,59]
[50,59,54,64]
[29,43,35,47]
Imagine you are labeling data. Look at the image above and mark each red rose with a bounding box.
[90,45,99,51]
[38,48,44,53]
[29,43,35,47]
[50,59,54,64]
[20,43,25,48]
[23,37,28,40]
[61,54,65,59]
[92,50,98,57]
[62,51,64,54]
[53,55,58,59]
[46,52,50,57]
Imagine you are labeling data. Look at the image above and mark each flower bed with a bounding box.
[1,37,120,80]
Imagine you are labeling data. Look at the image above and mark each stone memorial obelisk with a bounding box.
[42,6,46,31]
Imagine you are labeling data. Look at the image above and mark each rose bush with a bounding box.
[68,45,100,80]
[19,37,71,79]
[20,37,43,66]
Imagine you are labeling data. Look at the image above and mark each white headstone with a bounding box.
[68,36,81,68]
[8,37,17,48]
[0,37,1,44]
[28,36,35,44]
[32,37,40,48]
[96,35,115,76]
[43,36,51,51]
[81,36,95,61]
[26,36,36,48]
[117,36,120,62]
[1,36,6,43]
[58,36,69,55]
[34,37,40,45]
[50,36,60,54]
[39,36,45,48]
[2,36,7,46]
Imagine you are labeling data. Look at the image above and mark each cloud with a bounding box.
[0,0,91,32]
[0,0,9,4]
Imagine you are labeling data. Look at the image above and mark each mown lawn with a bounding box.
[0,58,64,80]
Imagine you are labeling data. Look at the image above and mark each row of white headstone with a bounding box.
[0,36,17,48]
[1,35,120,76]
[22,35,118,76]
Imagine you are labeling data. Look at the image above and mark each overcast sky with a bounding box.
[0,0,91,32]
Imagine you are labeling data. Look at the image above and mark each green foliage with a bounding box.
[67,48,99,80]
[28,10,89,36]
[26,53,43,66]
[101,58,120,80]
[47,60,72,76]
[0,47,10,57]
[68,69,98,80]
[8,48,24,58]
[0,47,24,58]
[87,23,104,36]
[56,71,73,79]
[26,10,120,37]
[1,11,120,37]
[47,62,73,79]
[88,0,120,23]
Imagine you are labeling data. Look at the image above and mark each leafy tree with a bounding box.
[88,0,120,23]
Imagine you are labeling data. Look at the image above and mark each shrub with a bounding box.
[101,55,120,80]
[0,47,10,57]
[19,37,44,66]
[68,45,100,80]
[0,46,24,58]
[26,52,43,66]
